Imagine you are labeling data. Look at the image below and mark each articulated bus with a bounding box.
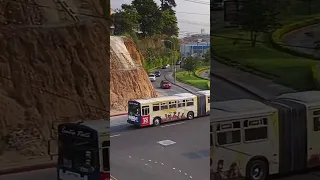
[127,90,210,127]
[56,120,110,180]
[210,91,320,180]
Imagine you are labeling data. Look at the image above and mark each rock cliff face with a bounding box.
[0,0,109,163]
[110,36,157,112]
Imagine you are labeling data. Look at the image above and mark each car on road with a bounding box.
[176,60,181,65]
[162,64,170,69]
[154,70,161,77]
[160,80,172,89]
[149,73,156,82]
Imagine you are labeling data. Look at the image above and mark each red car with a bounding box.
[160,80,172,89]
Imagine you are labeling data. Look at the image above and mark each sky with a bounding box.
[110,0,210,37]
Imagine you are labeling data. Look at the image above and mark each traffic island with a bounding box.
[212,16,320,91]
[175,66,209,90]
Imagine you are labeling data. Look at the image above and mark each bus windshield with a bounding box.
[58,136,98,173]
[128,102,140,116]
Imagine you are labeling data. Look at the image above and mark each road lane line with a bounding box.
[111,175,118,180]
[110,134,121,138]
[161,122,186,127]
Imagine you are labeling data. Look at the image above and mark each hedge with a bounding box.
[194,66,210,81]
[271,16,320,60]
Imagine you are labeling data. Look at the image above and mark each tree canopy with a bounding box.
[238,0,280,47]
[112,0,179,37]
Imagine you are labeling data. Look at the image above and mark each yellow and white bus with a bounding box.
[127,90,210,127]
[211,91,320,180]
[55,120,110,180]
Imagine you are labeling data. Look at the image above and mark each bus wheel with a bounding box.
[187,112,194,120]
[153,117,161,126]
[246,159,268,180]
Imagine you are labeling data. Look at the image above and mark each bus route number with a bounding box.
[142,117,149,124]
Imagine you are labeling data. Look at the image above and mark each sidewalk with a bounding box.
[164,71,201,93]
[211,60,296,100]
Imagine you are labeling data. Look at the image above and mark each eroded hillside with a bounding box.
[0,0,109,163]
[110,36,157,112]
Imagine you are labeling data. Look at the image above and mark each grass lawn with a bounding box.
[213,30,318,90]
[176,69,209,90]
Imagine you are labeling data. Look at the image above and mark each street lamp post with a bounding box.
[162,40,176,84]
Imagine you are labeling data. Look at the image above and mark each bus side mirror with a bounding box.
[48,139,58,156]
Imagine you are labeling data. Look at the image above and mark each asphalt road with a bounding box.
[150,67,190,96]
[281,23,320,58]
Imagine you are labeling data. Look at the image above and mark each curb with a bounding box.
[210,71,267,101]
[0,162,56,176]
[110,113,127,117]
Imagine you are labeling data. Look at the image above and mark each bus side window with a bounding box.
[169,101,177,108]
[142,106,150,116]
[186,99,194,106]
[244,119,268,142]
[102,141,110,172]
[216,121,241,145]
[208,96,210,103]
[313,110,320,131]
[178,100,185,107]
[161,102,168,110]
[153,104,160,111]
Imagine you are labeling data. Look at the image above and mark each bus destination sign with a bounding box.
[60,126,92,139]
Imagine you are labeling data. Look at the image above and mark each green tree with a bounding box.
[112,4,140,35]
[238,0,280,47]
[160,0,177,10]
[132,0,163,36]
[203,50,210,64]
[161,10,179,37]
[183,57,199,75]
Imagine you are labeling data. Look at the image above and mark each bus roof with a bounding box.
[277,91,320,104]
[197,90,210,96]
[81,119,109,135]
[134,93,196,104]
[211,99,276,122]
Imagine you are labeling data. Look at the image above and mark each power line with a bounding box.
[176,11,209,15]
[184,0,210,5]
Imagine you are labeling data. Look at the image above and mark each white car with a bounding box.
[162,64,170,69]
[149,73,156,82]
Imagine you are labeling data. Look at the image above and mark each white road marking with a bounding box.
[161,122,186,127]
[157,140,176,146]
[110,134,121,138]
[129,156,131,158]
[185,173,188,175]
[190,176,193,178]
